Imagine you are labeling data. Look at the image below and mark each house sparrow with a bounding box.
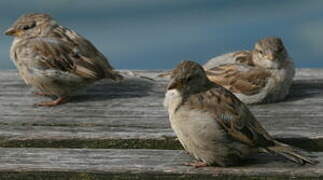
[5,13,122,106]
[164,60,316,167]
[203,37,295,104]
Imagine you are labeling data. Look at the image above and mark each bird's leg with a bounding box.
[33,91,51,96]
[36,96,68,107]
[184,161,208,168]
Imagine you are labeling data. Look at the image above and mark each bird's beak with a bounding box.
[266,52,275,60]
[4,28,20,36]
[167,79,179,90]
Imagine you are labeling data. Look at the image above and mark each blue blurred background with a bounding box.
[1,0,323,69]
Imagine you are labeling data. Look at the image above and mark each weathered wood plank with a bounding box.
[0,69,323,149]
[0,148,321,180]
[0,126,180,149]
[0,125,319,151]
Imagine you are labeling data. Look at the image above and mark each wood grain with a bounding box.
[0,69,323,179]
[0,148,321,179]
[0,69,322,149]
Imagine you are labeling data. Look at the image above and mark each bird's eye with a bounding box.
[257,50,263,55]
[22,25,30,30]
[22,22,36,30]
[187,77,193,82]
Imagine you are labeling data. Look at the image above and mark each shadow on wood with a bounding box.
[72,77,155,103]
[285,79,323,102]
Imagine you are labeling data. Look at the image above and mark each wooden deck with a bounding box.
[0,69,323,179]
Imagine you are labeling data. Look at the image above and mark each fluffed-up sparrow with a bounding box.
[164,60,316,167]
[204,37,295,104]
[5,13,122,106]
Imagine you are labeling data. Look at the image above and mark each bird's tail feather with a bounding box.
[106,69,123,81]
[112,70,124,81]
[263,141,317,165]
[158,71,172,78]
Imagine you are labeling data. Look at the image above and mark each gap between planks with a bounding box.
[0,69,323,150]
[0,148,321,180]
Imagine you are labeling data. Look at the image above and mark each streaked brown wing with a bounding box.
[50,26,114,70]
[186,86,275,147]
[206,64,271,95]
[232,50,253,65]
[25,38,109,80]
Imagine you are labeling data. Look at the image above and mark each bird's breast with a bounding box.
[164,89,182,113]
[9,38,23,65]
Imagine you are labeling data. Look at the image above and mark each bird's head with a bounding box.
[167,60,210,94]
[5,13,57,39]
[252,37,288,68]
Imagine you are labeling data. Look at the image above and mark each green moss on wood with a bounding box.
[0,136,322,151]
[0,137,183,150]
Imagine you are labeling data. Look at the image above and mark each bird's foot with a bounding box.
[36,97,68,107]
[184,161,208,168]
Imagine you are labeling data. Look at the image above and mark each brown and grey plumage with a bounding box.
[164,60,316,167]
[5,13,122,106]
[204,37,295,104]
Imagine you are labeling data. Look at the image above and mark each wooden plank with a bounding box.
[0,126,180,149]
[0,148,321,180]
[0,69,323,149]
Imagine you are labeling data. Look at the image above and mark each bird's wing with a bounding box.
[232,51,253,65]
[203,50,252,70]
[50,26,114,70]
[206,64,271,95]
[186,86,275,147]
[21,38,117,80]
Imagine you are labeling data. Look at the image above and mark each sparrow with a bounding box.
[164,60,316,167]
[203,37,295,104]
[5,13,122,106]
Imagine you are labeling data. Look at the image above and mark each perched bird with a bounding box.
[204,37,295,104]
[164,60,316,167]
[5,13,122,106]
